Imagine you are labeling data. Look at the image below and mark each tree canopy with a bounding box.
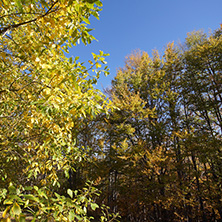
[0,0,116,221]
[80,26,222,222]
[1,1,222,221]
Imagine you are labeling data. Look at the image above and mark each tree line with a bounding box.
[77,27,222,221]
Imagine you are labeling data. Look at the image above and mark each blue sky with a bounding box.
[70,0,222,91]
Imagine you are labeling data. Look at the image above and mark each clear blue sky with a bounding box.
[69,0,222,91]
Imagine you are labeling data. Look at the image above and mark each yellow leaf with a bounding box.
[88,60,93,65]
[2,206,11,218]
[95,62,101,68]
[45,88,51,95]
[1,218,11,222]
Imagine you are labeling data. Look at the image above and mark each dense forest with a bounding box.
[78,27,222,221]
[0,0,222,221]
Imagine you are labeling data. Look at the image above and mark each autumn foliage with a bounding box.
[0,0,115,221]
[0,0,222,221]
[83,28,222,221]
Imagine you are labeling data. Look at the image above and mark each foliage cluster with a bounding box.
[1,0,222,221]
[78,26,222,221]
[0,0,118,221]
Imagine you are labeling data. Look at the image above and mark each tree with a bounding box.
[0,0,117,221]
[180,27,222,221]
[91,26,222,221]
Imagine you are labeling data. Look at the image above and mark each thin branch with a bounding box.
[0,12,42,20]
[0,0,59,36]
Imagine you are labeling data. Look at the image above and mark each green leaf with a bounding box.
[23,194,39,202]
[67,189,73,198]
[8,184,16,194]
[15,0,23,12]
[68,210,75,221]
[95,0,103,7]
[91,202,99,211]
[18,214,26,222]
[40,0,48,8]
[24,186,33,191]
[33,186,38,191]
[54,192,60,199]
[3,199,13,205]
[91,11,99,20]
[37,189,48,199]
[82,17,90,24]
[12,202,21,215]
[85,0,98,3]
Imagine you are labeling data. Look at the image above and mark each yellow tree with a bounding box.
[0,0,115,221]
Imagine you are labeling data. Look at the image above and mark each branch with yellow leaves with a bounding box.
[0,0,59,36]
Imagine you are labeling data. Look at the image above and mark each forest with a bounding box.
[0,0,222,221]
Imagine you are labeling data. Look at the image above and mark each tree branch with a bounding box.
[0,0,59,36]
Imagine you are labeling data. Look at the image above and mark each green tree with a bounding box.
[179,27,222,221]
[98,50,176,221]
